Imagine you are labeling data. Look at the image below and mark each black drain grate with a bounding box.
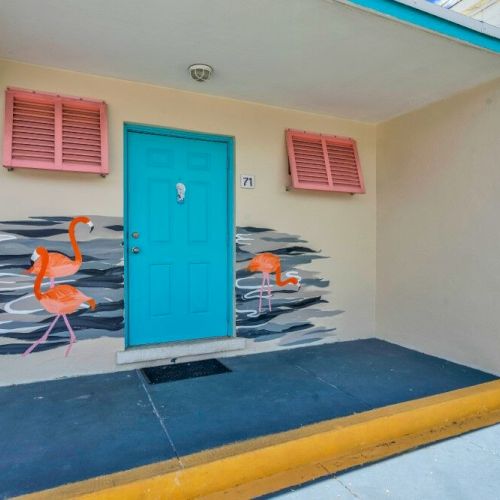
[141,359,231,384]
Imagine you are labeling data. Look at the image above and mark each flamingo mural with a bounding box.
[0,218,337,362]
[0,215,122,358]
[247,252,300,313]
[22,247,96,357]
[26,216,94,287]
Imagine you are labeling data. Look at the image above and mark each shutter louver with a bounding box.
[326,140,363,192]
[286,129,365,194]
[292,135,330,188]
[11,95,56,167]
[62,104,102,168]
[3,88,108,175]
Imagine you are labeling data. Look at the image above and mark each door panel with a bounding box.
[188,183,208,242]
[148,179,171,242]
[150,264,171,317]
[127,129,231,346]
[188,262,209,313]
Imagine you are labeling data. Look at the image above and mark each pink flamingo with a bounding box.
[23,247,96,357]
[26,216,94,287]
[247,253,300,313]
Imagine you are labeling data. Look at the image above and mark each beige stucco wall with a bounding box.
[0,58,377,346]
[3,58,500,380]
[377,78,500,374]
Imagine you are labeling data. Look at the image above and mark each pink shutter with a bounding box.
[3,90,56,170]
[3,88,108,175]
[61,100,108,174]
[286,130,331,191]
[325,137,365,194]
[286,129,365,194]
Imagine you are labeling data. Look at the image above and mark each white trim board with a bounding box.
[395,0,500,37]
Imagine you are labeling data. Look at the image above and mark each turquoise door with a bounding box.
[125,126,233,346]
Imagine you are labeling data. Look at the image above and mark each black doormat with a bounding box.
[141,359,231,384]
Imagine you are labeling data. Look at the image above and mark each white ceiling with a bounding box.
[0,0,499,122]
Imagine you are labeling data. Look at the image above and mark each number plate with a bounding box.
[240,174,255,189]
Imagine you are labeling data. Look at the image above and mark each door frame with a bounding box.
[123,123,235,348]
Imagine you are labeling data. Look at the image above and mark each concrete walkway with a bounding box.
[274,424,500,500]
[0,338,496,498]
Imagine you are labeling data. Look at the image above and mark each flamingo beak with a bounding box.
[87,221,94,233]
[31,249,40,263]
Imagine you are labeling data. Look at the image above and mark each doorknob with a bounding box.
[131,247,140,254]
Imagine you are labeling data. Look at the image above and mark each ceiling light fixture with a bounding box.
[188,64,213,82]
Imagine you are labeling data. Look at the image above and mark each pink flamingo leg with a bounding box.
[258,273,266,313]
[266,273,272,312]
[22,315,60,357]
[62,315,77,357]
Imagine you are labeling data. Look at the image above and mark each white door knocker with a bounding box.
[176,183,186,204]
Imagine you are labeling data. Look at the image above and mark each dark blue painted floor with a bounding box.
[0,338,496,498]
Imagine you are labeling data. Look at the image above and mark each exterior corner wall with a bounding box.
[376,77,500,374]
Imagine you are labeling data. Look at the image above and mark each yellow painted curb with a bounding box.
[19,380,500,500]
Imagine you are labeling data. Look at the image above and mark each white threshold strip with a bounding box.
[116,337,246,365]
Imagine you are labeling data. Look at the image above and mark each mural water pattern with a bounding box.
[0,216,123,355]
[0,217,341,355]
[235,226,341,346]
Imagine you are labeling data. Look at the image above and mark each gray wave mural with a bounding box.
[0,217,341,355]
[0,216,123,355]
[235,226,342,347]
